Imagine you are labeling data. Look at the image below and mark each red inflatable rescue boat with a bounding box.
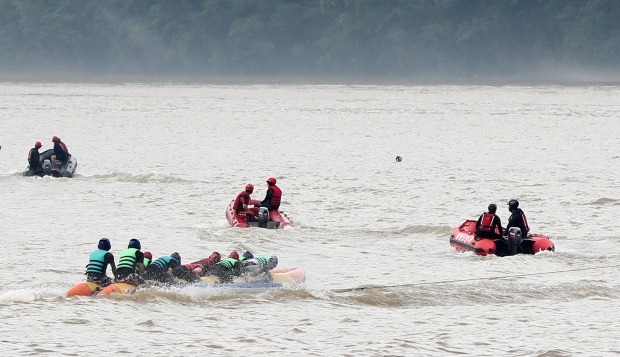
[450,220,555,256]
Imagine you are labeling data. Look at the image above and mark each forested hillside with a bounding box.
[0,0,618,79]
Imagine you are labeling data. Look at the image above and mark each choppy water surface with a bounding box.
[1,82,619,356]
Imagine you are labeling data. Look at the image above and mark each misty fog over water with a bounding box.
[1,0,619,83]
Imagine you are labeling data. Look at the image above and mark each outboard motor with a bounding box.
[51,160,63,177]
[258,206,269,228]
[507,227,523,256]
[43,159,52,175]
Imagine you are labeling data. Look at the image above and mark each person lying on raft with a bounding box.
[143,252,152,268]
[171,252,222,282]
[239,252,279,281]
[202,251,279,283]
[206,251,242,283]
[143,253,182,283]
[85,238,117,287]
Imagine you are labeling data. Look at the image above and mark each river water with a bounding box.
[1,82,619,356]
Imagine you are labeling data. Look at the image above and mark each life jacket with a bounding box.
[151,256,174,271]
[234,191,250,213]
[86,249,109,275]
[479,212,495,232]
[242,256,278,270]
[56,141,68,155]
[117,248,139,271]
[218,257,238,269]
[269,185,282,209]
[519,209,530,234]
[28,148,42,169]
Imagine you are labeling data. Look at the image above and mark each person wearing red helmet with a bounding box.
[233,183,259,218]
[209,251,242,283]
[50,135,69,173]
[27,141,44,176]
[143,252,153,268]
[172,251,222,281]
[259,177,282,211]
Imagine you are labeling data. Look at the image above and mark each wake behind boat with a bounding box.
[450,220,555,256]
[23,148,78,178]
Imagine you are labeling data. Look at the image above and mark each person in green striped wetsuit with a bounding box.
[240,252,278,280]
[206,251,242,283]
[114,238,146,286]
[85,238,117,286]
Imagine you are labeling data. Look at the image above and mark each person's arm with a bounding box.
[475,214,483,229]
[261,188,273,206]
[136,251,145,274]
[137,262,145,275]
[107,253,118,279]
[241,194,250,210]
[495,216,503,235]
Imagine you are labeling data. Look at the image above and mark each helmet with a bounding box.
[98,238,111,251]
[128,238,141,249]
[245,184,254,193]
[170,252,181,264]
[267,177,277,185]
[229,251,239,260]
[34,141,42,148]
[52,136,59,142]
[210,252,222,263]
[144,252,152,261]
[242,251,254,260]
[488,204,497,213]
[508,199,519,210]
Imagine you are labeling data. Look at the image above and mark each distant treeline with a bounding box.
[0,0,619,79]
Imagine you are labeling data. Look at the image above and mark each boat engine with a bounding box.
[506,227,523,255]
[258,206,269,228]
[42,159,52,175]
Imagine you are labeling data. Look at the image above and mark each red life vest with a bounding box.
[520,210,530,233]
[58,141,68,154]
[269,185,282,209]
[234,191,250,213]
[479,212,495,232]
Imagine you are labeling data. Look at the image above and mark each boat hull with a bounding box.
[23,149,78,178]
[450,220,555,256]
[225,200,293,228]
[66,281,104,297]
[97,282,138,296]
[200,267,306,285]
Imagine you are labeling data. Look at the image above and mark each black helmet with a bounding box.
[508,199,519,210]
[488,204,497,213]
[128,238,141,250]
[170,252,181,264]
[98,238,111,251]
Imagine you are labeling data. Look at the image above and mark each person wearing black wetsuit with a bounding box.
[476,203,503,240]
[505,199,530,238]
[28,141,44,176]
